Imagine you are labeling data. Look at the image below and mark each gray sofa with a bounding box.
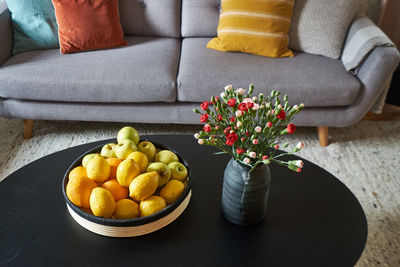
[0,0,399,146]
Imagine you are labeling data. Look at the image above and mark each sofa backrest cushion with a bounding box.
[119,0,181,38]
[181,0,220,37]
[289,0,359,59]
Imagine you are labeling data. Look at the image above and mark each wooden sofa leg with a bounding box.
[317,126,329,147]
[24,119,34,139]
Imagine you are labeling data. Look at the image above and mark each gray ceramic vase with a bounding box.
[221,158,271,225]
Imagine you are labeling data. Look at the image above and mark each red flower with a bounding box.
[274,144,279,149]
[200,101,209,110]
[200,114,209,123]
[241,137,245,142]
[225,132,238,146]
[224,127,231,134]
[216,114,222,121]
[297,168,302,173]
[203,125,211,132]
[215,96,220,102]
[227,98,236,107]
[245,131,250,137]
[238,102,248,112]
[246,102,254,110]
[230,116,235,122]
[266,122,273,128]
[236,148,245,154]
[276,110,286,120]
[262,155,269,160]
[287,123,296,134]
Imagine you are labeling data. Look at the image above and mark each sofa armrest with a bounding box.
[355,46,399,114]
[0,2,12,65]
[341,16,395,73]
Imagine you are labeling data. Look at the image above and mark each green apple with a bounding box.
[168,162,188,181]
[82,153,98,167]
[137,141,156,162]
[154,150,179,164]
[146,162,171,187]
[115,141,137,160]
[100,143,116,158]
[117,126,140,145]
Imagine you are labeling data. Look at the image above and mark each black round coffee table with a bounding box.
[0,135,367,266]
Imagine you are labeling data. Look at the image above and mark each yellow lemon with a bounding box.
[86,155,110,183]
[159,180,185,204]
[127,151,148,173]
[129,171,159,202]
[113,199,139,219]
[89,187,116,218]
[139,196,166,217]
[116,159,141,187]
[66,175,97,208]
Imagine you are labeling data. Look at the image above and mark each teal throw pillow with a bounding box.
[5,0,59,55]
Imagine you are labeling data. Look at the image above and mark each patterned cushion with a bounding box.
[207,0,294,58]
[289,0,358,59]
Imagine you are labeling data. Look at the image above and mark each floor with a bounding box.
[0,113,399,266]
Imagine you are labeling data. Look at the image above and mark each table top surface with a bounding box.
[0,134,367,267]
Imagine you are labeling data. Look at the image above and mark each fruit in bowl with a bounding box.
[64,126,190,222]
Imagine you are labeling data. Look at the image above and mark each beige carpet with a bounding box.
[0,118,399,266]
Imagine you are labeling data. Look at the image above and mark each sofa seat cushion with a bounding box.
[178,38,361,107]
[0,36,180,103]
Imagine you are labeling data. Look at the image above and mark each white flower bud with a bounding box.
[235,110,243,117]
[296,142,305,150]
[194,133,200,139]
[266,102,271,108]
[252,96,257,101]
[255,126,262,133]
[224,84,233,91]
[235,88,246,95]
[293,105,299,110]
[243,158,251,164]
[300,103,304,108]
[220,92,226,98]
[260,104,265,109]
[249,152,257,158]
[236,121,243,127]
[198,139,204,145]
[252,104,260,111]
[295,160,304,168]
[277,104,282,109]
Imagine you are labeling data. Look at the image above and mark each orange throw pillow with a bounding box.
[52,0,127,54]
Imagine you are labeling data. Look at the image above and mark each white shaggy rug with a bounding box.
[0,118,399,266]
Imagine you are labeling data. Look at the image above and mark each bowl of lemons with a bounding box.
[62,126,192,237]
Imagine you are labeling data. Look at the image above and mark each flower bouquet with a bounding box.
[193,84,305,225]
[193,84,305,173]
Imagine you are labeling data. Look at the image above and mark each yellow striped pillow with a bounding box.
[207,0,294,58]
